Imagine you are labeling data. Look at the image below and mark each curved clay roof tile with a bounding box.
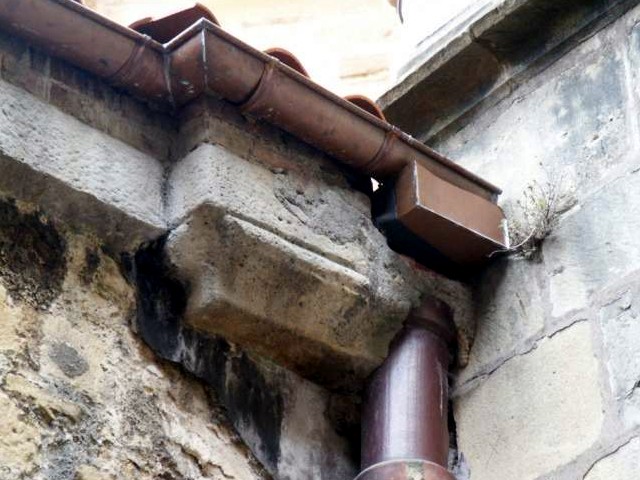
[345,95,387,121]
[264,48,309,77]
[129,3,219,44]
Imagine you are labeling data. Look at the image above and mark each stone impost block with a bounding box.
[166,140,474,389]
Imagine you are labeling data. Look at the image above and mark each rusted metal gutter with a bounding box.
[359,297,455,480]
[0,0,507,271]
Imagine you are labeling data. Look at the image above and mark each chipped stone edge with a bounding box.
[379,0,640,141]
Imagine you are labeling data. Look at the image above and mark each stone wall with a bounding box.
[0,29,365,480]
[0,148,359,480]
[0,200,268,480]
[0,19,481,478]
[421,2,640,479]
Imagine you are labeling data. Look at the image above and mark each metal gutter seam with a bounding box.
[0,0,168,101]
[171,20,501,201]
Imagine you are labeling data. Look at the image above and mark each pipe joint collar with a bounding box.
[355,459,454,480]
[406,296,456,347]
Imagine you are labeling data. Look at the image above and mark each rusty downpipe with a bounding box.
[359,296,456,480]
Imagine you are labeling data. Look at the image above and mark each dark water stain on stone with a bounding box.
[48,342,89,378]
[225,350,285,470]
[123,237,284,473]
[0,199,66,307]
[122,236,187,359]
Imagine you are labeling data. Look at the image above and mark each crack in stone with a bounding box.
[624,378,640,400]
[581,436,637,479]
[453,318,588,398]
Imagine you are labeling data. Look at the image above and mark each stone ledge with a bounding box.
[379,0,638,141]
[0,30,175,161]
[0,78,166,251]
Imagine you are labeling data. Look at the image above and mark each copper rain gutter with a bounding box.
[0,0,507,272]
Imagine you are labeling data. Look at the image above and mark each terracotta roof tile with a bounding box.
[264,48,309,77]
[129,3,218,44]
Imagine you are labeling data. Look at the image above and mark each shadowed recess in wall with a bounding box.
[0,198,66,307]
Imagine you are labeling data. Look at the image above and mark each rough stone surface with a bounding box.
[166,137,474,388]
[0,207,271,480]
[543,170,640,319]
[0,76,166,250]
[599,285,640,428]
[0,199,66,308]
[380,0,637,141]
[457,257,546,385]
[125,237,359,479]
[584,437,640,480]
[455,322,604,480]
[0,201,362,479]
[404,3,640,479]
[435,23,631,209]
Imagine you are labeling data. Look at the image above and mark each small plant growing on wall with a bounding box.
[499,166,576,260]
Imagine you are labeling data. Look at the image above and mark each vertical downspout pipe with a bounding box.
[358,297,456,480]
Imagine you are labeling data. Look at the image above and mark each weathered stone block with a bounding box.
[599,286,640,427]
[545,170,640,318]
[0,31,175,160]
[437,31,630,209]
[455,321,603,480]
[0,229,322,479]
[167,142,474,388]
[457,257,546,384]
[382,0,635,143]
[0,392,40,478]
[0,78,166,250]
[584,437,640,480]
